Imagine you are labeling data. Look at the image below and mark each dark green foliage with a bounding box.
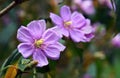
[115,0,120,31]
[0,49,21,77]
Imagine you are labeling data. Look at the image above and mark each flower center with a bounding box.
[64,21,72,28]
[34,39,44,48]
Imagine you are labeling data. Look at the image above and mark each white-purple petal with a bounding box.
[69,29,86,42]
[71,11,85,20]
[27,20,46,39]
[71,11,86,28]
[54,42,66,51]
[81,26,93,34]
[49,26,63,38]
[42,29,60,44]
[84,33,94,42]
[60,27,69,37]
[44,45,60,60]
[80,19,93,34]
[50,13,63,26]
[17,26,34,43]
[39,20,46,31]
[18,43,34,58]
[80,1,95,15]
[33,50,48,67]
[60,5,71,22]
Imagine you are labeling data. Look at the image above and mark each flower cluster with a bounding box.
[17,5,94,67]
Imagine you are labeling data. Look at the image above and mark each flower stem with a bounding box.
[33,67,37,78]
[18,74,22,78]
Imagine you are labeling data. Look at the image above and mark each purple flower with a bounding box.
[92,22,106,38]
[17,20,65,67]
[80,0,95,15]
[111,33,120,48]
[72,0,95,15]
[83,74,92,78]
[2,15,11,26]
[50,5,94,42]
[98,0,116,10]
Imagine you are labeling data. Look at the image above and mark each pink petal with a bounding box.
[42,29,60,44]
[33,50,48,67]
[69,29,86,42]
[50,13,63,26]
[44,44,61,60]
[60,5,71,22]
[71,11,86,28]
[27,20,46,39]
[18,43,34,58]
[17,26,34,43]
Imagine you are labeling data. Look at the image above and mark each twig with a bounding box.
[0,1,16,17]
[0,0,29,17]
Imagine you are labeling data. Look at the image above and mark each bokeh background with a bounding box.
[0,0,120,78]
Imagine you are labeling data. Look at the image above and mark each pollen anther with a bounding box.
[64,21,72,26]
[35,39,44,48]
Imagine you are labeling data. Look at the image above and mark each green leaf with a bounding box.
[0,49,21,76]
[18,58,31,72]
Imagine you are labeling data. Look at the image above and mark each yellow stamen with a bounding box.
[64,21,72,26]
[35,39,44,48]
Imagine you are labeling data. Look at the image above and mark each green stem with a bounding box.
[0,65,16,72]
[18,74,22,78]
[33,67,37,78]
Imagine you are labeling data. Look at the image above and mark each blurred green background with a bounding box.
[0,0,120,78]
